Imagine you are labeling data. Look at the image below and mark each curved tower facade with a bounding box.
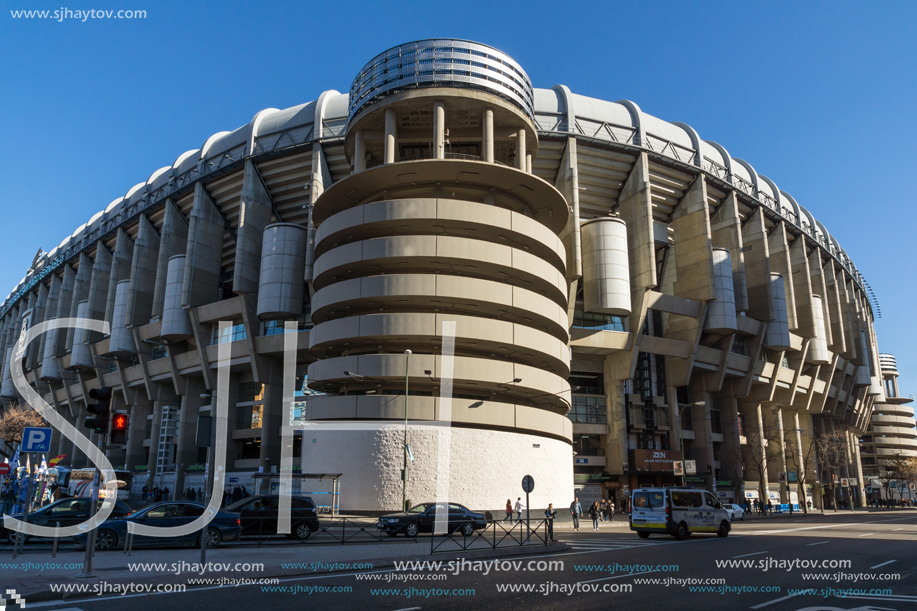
[303,40,573,510]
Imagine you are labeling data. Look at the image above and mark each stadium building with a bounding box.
[0,39,886,512]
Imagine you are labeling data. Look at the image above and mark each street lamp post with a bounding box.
[677,401,706,487]
[403,349,411,512]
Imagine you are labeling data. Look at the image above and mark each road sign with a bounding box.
[841,478,849,486]
[787,471,798,483]
[684,460,696,475]
[21,427,53,452]
[0,463,9,475]
[849,478,858,486]
[522,474,535,493]
[673,461,684,476]
[778,472,787,483]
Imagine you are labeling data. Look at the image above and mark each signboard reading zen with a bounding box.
[632,449,683,472]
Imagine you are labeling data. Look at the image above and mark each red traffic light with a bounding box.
[112,414,128,430]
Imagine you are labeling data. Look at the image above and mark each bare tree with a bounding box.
[740,424,783,510]
[0,402,48,458]
[784,432,817,514]
[815,430,849,512]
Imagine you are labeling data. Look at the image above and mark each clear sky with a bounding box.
[2,0,915,394]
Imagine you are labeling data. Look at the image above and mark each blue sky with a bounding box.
[2,0,915,394]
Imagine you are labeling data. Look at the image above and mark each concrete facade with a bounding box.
[0,38,884,513]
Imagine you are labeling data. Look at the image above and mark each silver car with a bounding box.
[722,503,746,521]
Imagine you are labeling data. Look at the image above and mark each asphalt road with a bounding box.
[21,510,917,611]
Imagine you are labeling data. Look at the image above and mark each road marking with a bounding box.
[577,569,658,584]
[393,608,422,611]
[858,533,874,537]
[893,528,903,531]
[749,591,807,609]
[805,541,830,546]
[870,559,896,569]
[731,551,767,558]
[751,514,917,535]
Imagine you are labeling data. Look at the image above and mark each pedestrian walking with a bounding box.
[589,501,600,531]
[608,499,615,522]
[504,499,513,523]
[544,504,557,541]
[766,500,773,515]
[514,497,524,524]
[570,497,582,531]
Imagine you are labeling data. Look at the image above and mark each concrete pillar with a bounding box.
[483,109,494,163]
[790,237,815,338]
[56,403,75,461]
[851,431,867,507]
[808,296,831,365]
[69,301,93,369]
[107,280,136,356]
[161,256,193,340]
[581,218,630,315]
[257,223,308,320]
[71,401,89,468]
[125,214,160,328]
[305,144,327,284]
[688,390,715,492]
[353,130,366,173]
[705,248,737,334]
[259,366,283,471]
[823,260,847,353]
[710,191,749,312]
[618,152,657,326]
[764,274,792,350]
[791,410,806,509]
[65,253,92,350]
[27,286,48,370]
[433,101,445,159]
[234,160,274,295]
[767,223,797,330]
[672,178,716,303]
[384,109,397,164]
[145,400,164,487]
[174,378,206,493]
[84,245,112,347]
[516,129,526,171]
[526,153,533,174]
[38,274,61,380]
[182,182,223,307]
[105,228,134,325]
[741,208,775,322]
[770,407,789,503]
[152,200,189,319]
[125,392,152,471]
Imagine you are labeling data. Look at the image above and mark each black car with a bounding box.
[377,503,487,537]
[2,498,133,543]
[225,494,320,540]
[71,502,241,550]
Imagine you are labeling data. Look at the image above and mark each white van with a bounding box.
[630,487,731,540]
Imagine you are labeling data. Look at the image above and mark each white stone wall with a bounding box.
[301,425,573,513]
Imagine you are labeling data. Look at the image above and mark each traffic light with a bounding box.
[84,386,112,434]
[110,413,129,445]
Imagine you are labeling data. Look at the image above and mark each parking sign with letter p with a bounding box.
[22,427,53,453]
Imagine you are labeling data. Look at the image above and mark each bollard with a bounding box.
[52,521,60,558]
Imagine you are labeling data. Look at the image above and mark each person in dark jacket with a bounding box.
[544,504,557,541]
[589,501,600,531]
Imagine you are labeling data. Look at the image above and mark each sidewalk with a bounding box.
[5,535,569,603]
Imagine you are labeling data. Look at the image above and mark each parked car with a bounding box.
[3,498,132,543]
[377,502,487,537]
[71,501,241,550]
[225,494,320,540]
[723,503,746,521]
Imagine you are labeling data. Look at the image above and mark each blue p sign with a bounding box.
[22,427,53,453]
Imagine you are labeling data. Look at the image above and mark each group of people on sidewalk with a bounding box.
[568,497,617,531]
[502,495,623,542]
